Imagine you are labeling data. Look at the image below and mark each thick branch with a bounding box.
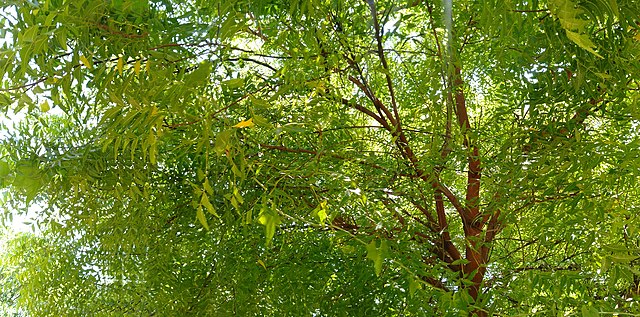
[435,191,463,262]
[452,67,482,221]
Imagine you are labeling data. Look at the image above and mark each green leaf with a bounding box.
[408,276,422,298]
[185,62,212,87]
[214,130,233,156]
[0,161,10,178]
[196,206,210,230]
[40,100,50,112]
[366,239,388,276]
[609,254,639,263]
[581,305,599,317]
[117,56,123,76]
[451,258,471,266]
[56,28,67,50]
[312,200,328,224]
[233,187,244,205]
[222,78,244,89]
[80,54,93,69]
[607,0,619,17]
[203,178,214,195]
[201,193,218,217]
[565,30,603,58]
[258,204,281,246]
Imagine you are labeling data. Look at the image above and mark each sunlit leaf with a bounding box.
[232,118,254,128]
[80,54,92,69]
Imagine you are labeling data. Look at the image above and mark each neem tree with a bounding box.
[1,0,640,315]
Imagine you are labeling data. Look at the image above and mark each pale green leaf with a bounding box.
[565,30,603,58]
[196,206,210,230]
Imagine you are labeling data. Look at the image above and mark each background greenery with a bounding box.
[1,0,639,315]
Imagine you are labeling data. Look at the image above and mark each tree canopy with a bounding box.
[1,0,640,316]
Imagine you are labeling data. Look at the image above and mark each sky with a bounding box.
[1,5,45,235]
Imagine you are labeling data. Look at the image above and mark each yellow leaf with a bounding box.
[634,33,640,41]
[40,100,50,112]
[80,55,92,69]
[145,59,151,73]
[117,56,123,76]
[257,259,267,270]
[232,118,255,128]
[134,59,141,75]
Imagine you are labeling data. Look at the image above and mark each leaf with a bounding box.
[232,118,254,128]
[134,59,141,75]
[366,240,379,262]
[196,206,210,230]
[230,196,239,209]
[117,56,123,76]
[257,259,267,270]
[214,130,233,155]
[186,62,211,87]
[201,193,218,217]
[203,178,214,195]
[317,209,327,224]
[607,0,619,17]
[233,187,244,204]
[451,258,471,266]
[258,205,281,246]
[0,161,10,179]
[21,26,38,42]
[581,305,599,317]
[565,30,603,58]
[408,276,422,298]
[222,78,244,89]
[56,29,67,50]
[40,100,50,112]
[282,123,306,133]
[312,201,328,225]
[230,163,245,179]
[252,115,273,128]
[366,239,388,276]
[609,254,639,263]
[80,55,92,69]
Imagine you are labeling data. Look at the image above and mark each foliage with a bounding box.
[1,0,640,316]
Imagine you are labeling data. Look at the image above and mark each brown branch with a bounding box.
[435,191,463,263]
[347,75,397,128]
[0,76,48,92]
[433,182,468,223]
[409,200,437,229]
[366,0,401,126]
[452,67,482,223]
[226,57,278,72]
[421,276,451,292]
[339,96,393,131]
